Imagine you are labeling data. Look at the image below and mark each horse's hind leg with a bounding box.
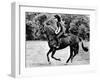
[51,49,61,61]
[47,49,52,64]
[72,43,79,62]
[66,46,73,63]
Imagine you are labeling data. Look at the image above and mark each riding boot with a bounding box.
[56,39,60,48]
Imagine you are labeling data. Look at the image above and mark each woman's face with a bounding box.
[53,17,58,22]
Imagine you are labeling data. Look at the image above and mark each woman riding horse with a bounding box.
[35,14,88,64]
[53,15,66,48]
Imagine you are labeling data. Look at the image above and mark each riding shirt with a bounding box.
[55,21,66,39]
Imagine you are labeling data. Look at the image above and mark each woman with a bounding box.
[53,15,66,48]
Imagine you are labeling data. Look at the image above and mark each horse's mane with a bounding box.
[45,26,55,35]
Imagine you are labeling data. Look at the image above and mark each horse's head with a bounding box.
[34,14,58,40]
[34,14,48,33]
[34,14,48,25]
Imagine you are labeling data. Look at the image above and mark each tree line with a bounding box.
[26,12,89,41]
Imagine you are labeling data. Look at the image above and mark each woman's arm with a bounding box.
[55,26,61,34]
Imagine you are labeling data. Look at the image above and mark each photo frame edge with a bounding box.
[11,2,97,78]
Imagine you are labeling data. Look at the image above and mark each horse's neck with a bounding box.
[45,27,55,34]
[45,27,56,40]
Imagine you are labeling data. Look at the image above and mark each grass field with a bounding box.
[25,41,89,67]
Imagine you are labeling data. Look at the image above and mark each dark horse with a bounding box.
[41,26,88,64]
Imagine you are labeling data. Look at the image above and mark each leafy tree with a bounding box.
[26,12,90,41]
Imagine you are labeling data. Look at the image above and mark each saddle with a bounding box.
[55,33,69,48]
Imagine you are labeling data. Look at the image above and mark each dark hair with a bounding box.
[54,15,61,22]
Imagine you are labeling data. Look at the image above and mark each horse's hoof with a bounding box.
[66,61,68,63]
[48,62,51,64]
[64,63,68,65]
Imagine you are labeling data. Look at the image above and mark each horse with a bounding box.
[41,25,88,64]
[34,14,88,64]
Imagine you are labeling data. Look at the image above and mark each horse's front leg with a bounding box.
[51,48,61,61]
[47,49,52,64]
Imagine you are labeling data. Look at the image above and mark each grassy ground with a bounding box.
[25,41,89,67]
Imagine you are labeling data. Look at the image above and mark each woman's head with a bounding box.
[54,15,61,22]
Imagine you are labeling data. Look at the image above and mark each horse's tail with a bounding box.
[81,41,88,52]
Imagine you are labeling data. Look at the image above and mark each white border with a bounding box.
[12,2,96,77]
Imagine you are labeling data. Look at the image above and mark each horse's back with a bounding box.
[69,34,79,44]
[60,34,79,46]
